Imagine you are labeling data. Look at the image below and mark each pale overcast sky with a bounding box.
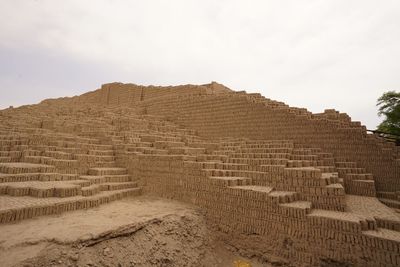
[0,0,399,129]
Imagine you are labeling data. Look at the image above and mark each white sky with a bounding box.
[0,0,399,129]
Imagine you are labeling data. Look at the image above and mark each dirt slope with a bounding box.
[0,196,277,267]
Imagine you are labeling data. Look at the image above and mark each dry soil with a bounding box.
[0,196,278,267]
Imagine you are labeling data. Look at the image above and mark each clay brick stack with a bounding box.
[0,115,142,223]
[1,82,399,266]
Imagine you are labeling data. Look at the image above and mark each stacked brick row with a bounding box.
[134,90,399,196]
[0,114,143,223]
[121,148,399,266]
[0,188,141,224]
[104,116,399,266]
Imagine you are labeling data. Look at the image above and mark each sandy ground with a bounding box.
[0,196,274,267]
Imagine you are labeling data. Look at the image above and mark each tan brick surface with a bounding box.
[0,82,399,266]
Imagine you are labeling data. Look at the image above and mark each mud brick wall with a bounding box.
[70,82,398,195]
[204,162,345,211]
[120,154,203,203]
[120,152,400,267]
[0,189,141,224]
[1,82,400,266]
[0,132,115,175]
[95,83,214,106]
[139,93,400,194]
[7,83,400,195]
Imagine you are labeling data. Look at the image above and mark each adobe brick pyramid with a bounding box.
[0,82,399,266]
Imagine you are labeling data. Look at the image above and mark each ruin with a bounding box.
[0,82,399,266]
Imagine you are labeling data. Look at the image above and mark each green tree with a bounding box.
[377,91,400,136]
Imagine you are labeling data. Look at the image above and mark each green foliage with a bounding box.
[377,91,400,136]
